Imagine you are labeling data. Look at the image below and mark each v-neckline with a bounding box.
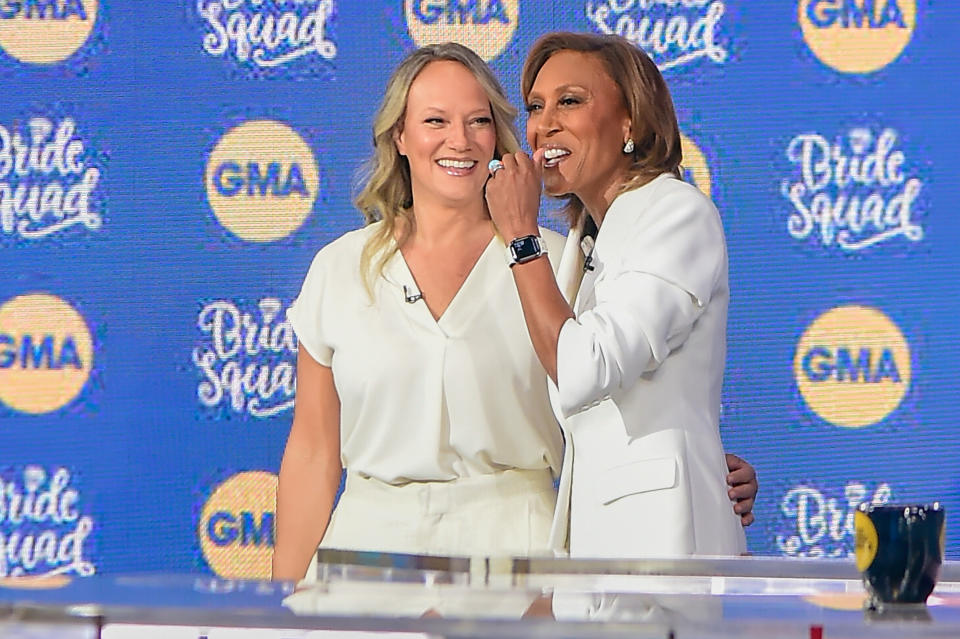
[393,234,499,328]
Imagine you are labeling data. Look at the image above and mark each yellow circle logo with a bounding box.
[205,120,319,243]
[0,575,72,590]
[0,293,93,414]
[794,305,910,428]
[680,133,711,198]
[0,0,97,64]
[405,0,518,62]
[199,471,277,580]
[799,0,916,73]
[854,510,879,571]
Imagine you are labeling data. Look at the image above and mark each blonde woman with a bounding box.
[272,43,567,582]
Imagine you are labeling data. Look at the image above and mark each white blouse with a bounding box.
[287,222,565,485]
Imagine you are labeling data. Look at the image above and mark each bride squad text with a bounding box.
[585,0,728,70]
[777,481,891,558]
[193,298,297,418]
[0,467,95,578]
[198,0,336,69]
[0,118,101,240]
[782,128,924,251]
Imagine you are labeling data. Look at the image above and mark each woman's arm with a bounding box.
[485,151,572,383]
[271,344,342,582]
[551,269,704,415]
[509,255,573,383]
[488,159,723,415]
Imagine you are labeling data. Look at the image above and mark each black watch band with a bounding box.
[507,234,547,267]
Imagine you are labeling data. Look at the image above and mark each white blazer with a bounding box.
[547,174,746,559]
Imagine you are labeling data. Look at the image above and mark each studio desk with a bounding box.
[3,552,960,638]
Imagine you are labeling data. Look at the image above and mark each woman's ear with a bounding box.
[393,127,406,157]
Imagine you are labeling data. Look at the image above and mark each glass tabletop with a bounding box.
[2,553,960,637]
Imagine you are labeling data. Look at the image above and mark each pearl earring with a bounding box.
[623,139,635,154]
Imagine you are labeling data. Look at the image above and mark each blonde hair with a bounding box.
[521,32,683,228]
[355,43,521,293]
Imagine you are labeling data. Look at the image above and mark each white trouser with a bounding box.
[302,468,556,582]
[286,469,556,618]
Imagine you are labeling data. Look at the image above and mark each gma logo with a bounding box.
[801,346,901,383]
[0,334,84,370]
[0,0,90,20]
[205,510,275,548]
[411,0,509,25]
[212,162,310,198]
[805,0,908,29]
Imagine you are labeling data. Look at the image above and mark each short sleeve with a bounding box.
[287,250,334,367]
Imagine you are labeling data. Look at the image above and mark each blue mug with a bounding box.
[855,503,945,607]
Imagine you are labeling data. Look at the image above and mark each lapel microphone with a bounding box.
[403,285,423,304]
[580,235,596,272]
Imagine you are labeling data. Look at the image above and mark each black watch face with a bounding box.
[511,236,539,260]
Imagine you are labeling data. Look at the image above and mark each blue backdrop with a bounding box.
[1,0,958,579]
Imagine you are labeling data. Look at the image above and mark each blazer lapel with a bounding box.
[574,241,602,315]
[548,424,573,556]
[549,222,586,557]
[547,377,573,556]
[556,222,585,306]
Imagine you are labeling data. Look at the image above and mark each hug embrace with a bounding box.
[272,32,755,583]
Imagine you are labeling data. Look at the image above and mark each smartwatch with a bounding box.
[507,234,547,267]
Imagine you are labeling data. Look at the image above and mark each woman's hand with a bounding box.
[725,453,758,527]
[485,149,545,240]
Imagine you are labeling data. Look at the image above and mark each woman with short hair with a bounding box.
[487,31,746,557]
